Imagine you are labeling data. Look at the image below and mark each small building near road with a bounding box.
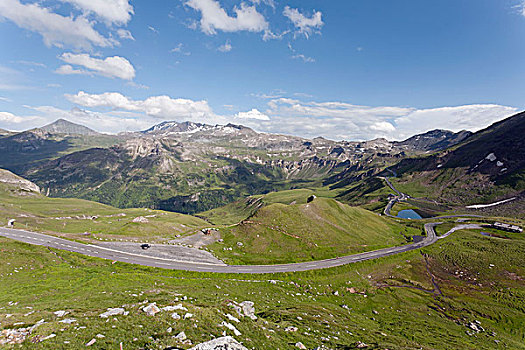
[492,222,523,233]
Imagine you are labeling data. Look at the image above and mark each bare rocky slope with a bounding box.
[0,168,40,193]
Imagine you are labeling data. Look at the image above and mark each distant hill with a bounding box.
[40,119,99,135]
[208,197,412,264]
[391,111,525,204]
[394,129,472,152]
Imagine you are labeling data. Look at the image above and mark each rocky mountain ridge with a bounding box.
[0,118,481,212]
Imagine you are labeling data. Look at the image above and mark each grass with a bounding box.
[0,183,208,243]
[198,188,318,226]
[0,180,523,349]
[0,225,524,349]
[208,197,421,265]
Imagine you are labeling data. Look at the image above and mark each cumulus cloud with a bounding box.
[0,111,45,131]
[265,98,517,140]
[0,0,114,50]
[283,6,323,39]
[59,0,133,25]
[28,105,153,133]
[0,111,24,123]
[58,53,136,80]
[235,108,270,120]
[186,0,269,34]
[394,104,517,137]
[56,91,520,141]
[55,64,89,76]
[66,91,214,121]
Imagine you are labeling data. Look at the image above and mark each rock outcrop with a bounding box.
[0,169,40,193]
[189,336,248,350]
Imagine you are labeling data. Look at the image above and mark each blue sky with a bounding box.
[0,0,524,140]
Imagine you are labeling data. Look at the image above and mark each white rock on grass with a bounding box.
[175,331,187,341]
[54,311,68,317]
[226,314,240,323]
[239,301,257,320]
[220,321,242,336]
[58,318,77,324]
[228,301,257,320]
[189,336,248,350]
[173,304,188,311]
[132,216,149,223]
[143,303,161,316]
[86,338,96,346]
[184,313,193,319]
[295,342,307,349]
[99,308,127,318]
[162,304,187,312]
[171,312,181,320]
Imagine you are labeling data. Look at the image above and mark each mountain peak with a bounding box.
[40,119,99,135]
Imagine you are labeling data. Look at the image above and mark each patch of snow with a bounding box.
[465,197,516,209]
[496,161,504,167]
[485,153,497,162]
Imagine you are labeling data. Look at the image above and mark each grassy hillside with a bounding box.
[0,225,523,349]
[0,182,208,242]
[198,188,319,225]
[208,197,420,264]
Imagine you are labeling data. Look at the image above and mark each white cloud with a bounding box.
[60,0,133,25]
[57,90,519,141]
[16,60,47,68]
[66,91,215,121]
[171,43,191,55]
[291,54,315,63]
[218,40,233,52]
[394,104,517,137]
[235,108,269,120]
[58,53,135,80]
[186,0,269,35]
[55,64,90,76]
[516,1,525,16]
[250,0,275,9]
[0,0,114,50]
[28,105,153,134]
[264,98,517,140]
[370,121,395,133]
[0,111,23,123]
[0,111,45,131]
[117,29,134,40]
[283,6,323,39]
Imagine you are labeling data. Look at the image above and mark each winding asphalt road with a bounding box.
[0,223,443,274]
[0,176,475,274]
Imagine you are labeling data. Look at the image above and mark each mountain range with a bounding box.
[1,114,523,213]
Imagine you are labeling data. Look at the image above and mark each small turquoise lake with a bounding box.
[397,209,423,219]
